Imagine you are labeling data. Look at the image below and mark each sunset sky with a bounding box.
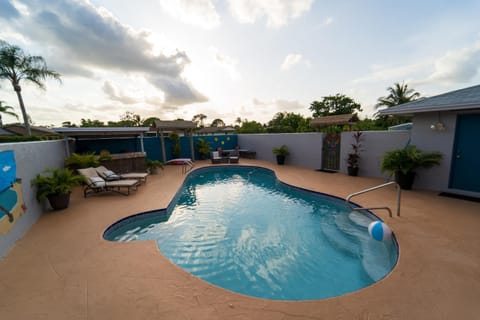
[0,0,479,127]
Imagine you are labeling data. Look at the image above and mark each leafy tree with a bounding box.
[116,111,142,126]
[376,82,420,109]
[309,94,362,118]
[211,118,225,127]
[80,118,105,127]
[0,40,61,135]
[237,120,265,133]
[142,116,160,127]
[267,112,313,133]
[61,121,77,127]
[192,113,207,127]
[0,100,18,126]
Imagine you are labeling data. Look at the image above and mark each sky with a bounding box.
[0,0,480,127]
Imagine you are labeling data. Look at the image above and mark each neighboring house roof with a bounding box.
[53,127,150,138]
[0,127,16,136]
[310,114,358,127]
[197,126,235,134]
[3,124,59,136]
[153,120,197,131]
[378,84,480,115]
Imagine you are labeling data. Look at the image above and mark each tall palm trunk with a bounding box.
[13,84,31,136]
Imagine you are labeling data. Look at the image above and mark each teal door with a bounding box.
[449,114,480,192]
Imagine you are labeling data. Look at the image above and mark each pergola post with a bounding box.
[189,129,195,161]
[139,133,145,153]
[159,129,167,162]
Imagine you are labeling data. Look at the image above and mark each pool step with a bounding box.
[333,212,394,282]
[320,215,361,258]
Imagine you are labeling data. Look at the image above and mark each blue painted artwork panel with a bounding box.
[0,151,16,192]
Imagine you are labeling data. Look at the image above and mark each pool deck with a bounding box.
[1,159,479,319]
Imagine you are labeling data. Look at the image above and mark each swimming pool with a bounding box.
[104,166,398,300]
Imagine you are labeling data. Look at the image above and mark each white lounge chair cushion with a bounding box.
[90,176,106,187]
[102,170,120,181]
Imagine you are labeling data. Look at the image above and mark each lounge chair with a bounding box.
[229,150,239,164]
[95,165,149,184]
[211,151,222,164]
[77,168,139,197]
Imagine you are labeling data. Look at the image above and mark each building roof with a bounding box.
[53,127,150,138]
[378,84,480,115]
[153,120,197,131]
[310,114,358,127]
[0,127,16,136]
[2,124,59,136]
[196,126,235,134]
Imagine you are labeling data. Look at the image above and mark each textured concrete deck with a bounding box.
[1,160,479,319]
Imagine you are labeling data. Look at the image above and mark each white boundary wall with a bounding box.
[0,140,66,258]
[340,130,410,178]
[238,133,324,169]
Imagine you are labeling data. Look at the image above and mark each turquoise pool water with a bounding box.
[104,166,398,300]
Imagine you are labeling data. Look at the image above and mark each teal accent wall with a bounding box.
[76,135,238,161]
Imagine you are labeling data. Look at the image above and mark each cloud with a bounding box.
[102,81,141,105]
[420,42,480,85]
[228,0,313,28]
[236,98,307,123]
[0,0,20,19]
[280,53,311,71]
[323,16,333,25]
[352,62,426,84]
[159,0,220,29]
[2,0,207,109]
[209,46,241,80]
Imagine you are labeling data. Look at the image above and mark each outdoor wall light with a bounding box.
[430,112,446,131]
[430,122,446,131]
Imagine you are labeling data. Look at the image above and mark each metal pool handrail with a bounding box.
[345,181,401,217]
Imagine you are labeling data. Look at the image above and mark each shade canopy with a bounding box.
[310,114,358,127]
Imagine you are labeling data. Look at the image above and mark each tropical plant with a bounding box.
[196,138,211,159]
[381,145,442,189]
[31,168,85,210]
[0,100,18,126]
[309,94,362,118]
[145,159,164,174]
[0,41,61,136]
[64,152,100,170]
[273,145,290,156]
[169,132,181,158]
[346,131,363,174]
[273,145,289,165]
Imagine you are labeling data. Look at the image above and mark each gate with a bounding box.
[322,133,341,171]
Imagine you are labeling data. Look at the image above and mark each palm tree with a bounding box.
[0,41,61,135]
[0,100,18,126]
[211,118,225,127]
[376,82,421,109]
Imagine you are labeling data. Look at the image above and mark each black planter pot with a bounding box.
[347,166,359,176]
[395,171,416,190]
[276,155,286,165]
[47,193,71,210]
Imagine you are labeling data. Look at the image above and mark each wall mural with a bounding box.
[0,151,26,235]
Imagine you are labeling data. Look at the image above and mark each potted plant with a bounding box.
[196,138,211,160]
[272,145,289,165]
[346,131,363,176]
[145,159,164,174]
[381,145,442,190]
[31,168,85,210]
[64,152,100,170]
